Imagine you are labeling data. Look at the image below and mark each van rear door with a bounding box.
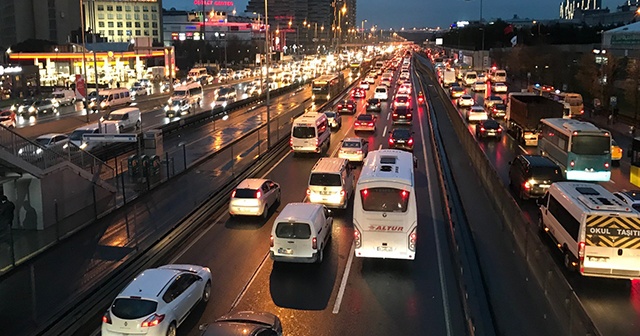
[273,222,315,258]
[308,172,345,206]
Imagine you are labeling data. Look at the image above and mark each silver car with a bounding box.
[229,179,281,218]
[199,311,282,336]
[18,133,69,157]
[338,137,369,163]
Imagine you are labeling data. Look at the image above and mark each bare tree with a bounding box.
[624,58,640,122]
[576,53,619,111]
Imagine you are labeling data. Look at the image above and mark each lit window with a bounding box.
[125,6,131,12]
[134,6,140,12]
[117,22,123,28]
[98,21,105,28]
[117,30,123,36]
[116,14,122,20]
[125,14,131,20]
[143,14,148,20]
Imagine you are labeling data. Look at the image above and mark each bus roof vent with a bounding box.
[380,156,397,165]
[380,165,393,172]
[577,195,631,212]
[576,187,599,195]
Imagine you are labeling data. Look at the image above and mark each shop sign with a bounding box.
[611,33,640,46]
[0,65,23,75]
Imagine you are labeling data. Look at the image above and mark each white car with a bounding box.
[457,95,474,107]
[131,86,148,97]
[365,76,376,84]
[19,133,69,157]
[472,81,487,92]
[477,73,488,82]
[229,178,281,218]
[102,264,212,336]
[211,96,236,109]
[397,83,412,95]
[399,72,410,80]
[373,86,389,100]
[338,137,369,162]
[492,82,508,93]
[467,105,489,122]
[359,81,370,90]
[381,79,392,88]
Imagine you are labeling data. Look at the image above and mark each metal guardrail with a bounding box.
[415,54,602,336]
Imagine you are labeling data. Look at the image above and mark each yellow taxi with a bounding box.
[611,139,623,165]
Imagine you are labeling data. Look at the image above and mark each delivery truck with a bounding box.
[442,69,456,87]
[506,93,564,146]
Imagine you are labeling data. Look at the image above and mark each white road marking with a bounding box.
[518,145,527,153]
[417,93,453,336]
[229,252,270,311]
[383,125,387,135]
[332,242,356,314]
[378,144,382,150]
[386,112,391,121]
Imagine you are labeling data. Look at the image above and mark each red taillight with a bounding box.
[389,137,395,144]
[348,104,353,108]
[570,160,575,167]
[401,190,409,198]
[312,237,318,249]
[368,122,374,126]
[392,113,398,117]
[408,138,414,145]
[354,229,362,248]
[355,122,360,126]
[270,234,274,247]
[578,241,586,273]
[255,190,262,199]
[409,228,417,252]
[361,189,368,197]
[407,113,412,118]
[480,127,486,132]
[102,311,112,324]
[306,188,311,195]
[314,138,319,147]
[605,162,610,169]
[231,190,236,198]
[337,104,343,109]
[524,181,531,190]
[498,128,502,132]
[580,109,584,114]
[141,314,165,328]
[289,137,293,146]
[340,189,346,197]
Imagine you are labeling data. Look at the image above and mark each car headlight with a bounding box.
[100,101,106,108]
[18,148,24,155]
[63,143,69,149]
[29,106,36,113]
[36,148,43,155]
[80,143,88,149]
[89,101,96,107]
[18,106,24,112]
[10,105,16,111]
[164,105,169,111]
[100,116,105,122]
[222,102,227,107]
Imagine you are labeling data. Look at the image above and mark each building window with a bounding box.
[98,21,105,28]
[135,22,141,28]
[151,6,157,12]
[117,22,123,28]
[144,30,150,36]
[134,13,140,20]
[143,6,149,12]
[116,14,122,20]
[134,6,140,12]
[116,5,122,11]
[143,14,148,20]
[152,30,158,36]
[98,13,104,19]
[125,14,131,20]
[125,5,131,12]
[143,22,149,28]
[108,22,114,28]
[117,30,123,36]
[99,30,105,35]
[108,30,114,35]
[152,13,157,20]
[97,5,104,11]
[107,13,113,19]
[152,22,158,28]
[126,22,132,28]
[135,30,141,35]
[106,5,113,11]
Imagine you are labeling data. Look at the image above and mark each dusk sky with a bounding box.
[163,0,623,29]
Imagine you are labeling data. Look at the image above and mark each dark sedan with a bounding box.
[336,99,356,114]
[366,98,382,112]
[388,128,414,151]
[475,119,503,139]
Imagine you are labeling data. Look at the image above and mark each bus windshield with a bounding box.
[571,135,610,155]
[360,187,409,212]
[292,126,316,138]
[312,83,328,93]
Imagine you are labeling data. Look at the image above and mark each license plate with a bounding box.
[377,246,393,252]
[278,248,293,255]
[320,191,332,195]
[399,116,405,118]
[538,184,549,188]
[397,140,405,143]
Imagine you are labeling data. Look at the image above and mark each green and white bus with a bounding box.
[538,118,611,182]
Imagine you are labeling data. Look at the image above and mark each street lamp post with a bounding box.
[361,20,367,43]
[264,0,271,149]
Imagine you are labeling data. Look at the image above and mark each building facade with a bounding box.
[560,0,602,19]
[162,8,257,46]
[84,0,163,44]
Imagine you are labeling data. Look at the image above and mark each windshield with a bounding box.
[360,187,409,212]
[324,112,336,118]
[216,97,228,102]
[292,126,316,139]
[99,95,109,101]
[357,115,373,121]
[107,113,126,121]
[376,88,386,93]
[35,138,51,146]
[309,173,342,186]
[172,90,187,97]
[392,129,411,139]
[570,135,611,155]
[70,130,93,141]
[171,100,184,106]
[111,298,157,320]
[312,84,328,93]
[466,74,477,79]
[275,222,311,239]
[496,71,506,76]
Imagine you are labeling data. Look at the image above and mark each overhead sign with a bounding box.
[435,38,443,45]
[83,134,138,143]
[0,65,22,75]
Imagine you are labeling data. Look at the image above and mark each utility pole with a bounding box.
[265,0,271,149]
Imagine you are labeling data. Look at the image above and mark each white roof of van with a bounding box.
[277,203,322,222]
[111,107,139,114]
[74,123,100,131]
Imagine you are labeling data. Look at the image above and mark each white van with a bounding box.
[270,203,333,263]
[67,122,119,151]
[50,89,76,107]
[492,69,507,83]
[373,86,388,101]
[97,88,132,110]
[188,67,207,81]
[306,158,354,209]
[170,82,203,106]
[463,71,478,86]
[102,107,141,132]
[290,112,330,154]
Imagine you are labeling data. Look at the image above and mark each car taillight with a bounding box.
[605,162,610,169]
[255,190,261,199]
[141,314,165,328]
[102,311,112,324]
[498,128,502,132]
[354,228,362,248]
[368,122,374,126]
[306,188,311,195]
[408,138,414,145]
[524,181,531,190]
[355,122,360,126]
[289,137,293,146]
[393,113,398,117]
[480,127,486,132]
[231,190,236,198]
[408,228,417,252]
[340,189,346,197]
[407,113,412,118]
[270,234,274,247]
[578,241,586,273]
[312,237,318,249]
[389,137,395,144]
[570,160,575,167]
[315,138,319,147]
[348,104,353,108]
[580,109,584,114]
[337,104,343,109]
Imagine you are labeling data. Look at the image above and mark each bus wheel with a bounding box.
[537,213,545,233]
[563,250,574,271]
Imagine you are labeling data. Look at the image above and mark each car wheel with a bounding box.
[202,280,211,303]
[316,248,324,263]
[538,212,545,233]
[136,120,141,129]
[262,205,268,219]
[276,191,282,206]
[118,125,124,133]
[563,250,574,271]
[166,322,177,336]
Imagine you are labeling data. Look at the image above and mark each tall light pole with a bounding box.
[337,4,346,51]
[361,19,367,43]
[264,0,271,149]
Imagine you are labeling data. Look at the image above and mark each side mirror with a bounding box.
[413,156,418,168]
[536,198,544,207]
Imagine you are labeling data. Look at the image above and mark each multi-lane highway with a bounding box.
[418,52,640,336]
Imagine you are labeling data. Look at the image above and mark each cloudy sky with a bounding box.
[163,0,623,29]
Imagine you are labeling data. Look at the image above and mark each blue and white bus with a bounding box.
[538,118,611,182]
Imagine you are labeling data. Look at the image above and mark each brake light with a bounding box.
[289,137,293,146]
[315,138,319,147]
[368,122,374,127]
[578,241,586,272]
[361,189,368,197]
[312,237,318,249]
[337,104,343,109]
[231,190,236,198]
[570,160,575,167]
[340,189,346,197]
[480,127,486,132]
[141,314,165,328]
[524,181,531,190]
[498,128,502,132]
[102,311,112,324]
[605,162,610,169]
[389,137,395,144]
[407,113,412,117]
[348,104,353,108]
[580,109,584,114]
[306,188,311,196]
[355,122,360,126]
[408,228,417,252]
[408,138,414,145]
[354,228,362,248]
[393,113,398,117]
[270,234,274,247]
[255,190,261,199]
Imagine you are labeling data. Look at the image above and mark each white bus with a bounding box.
[353,150,418,260]
[538,118,611,182]
[538,182,640,279]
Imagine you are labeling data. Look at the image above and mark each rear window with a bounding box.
[531,167,563,181]
[111,298,157,319]
[310,173,342,186]
[292,126,316,139]
[342,141,361,148]
[360,187,410,212]
[357,114,373,121]
[275,222,311,239]
[233,188,258,198]
[392,129,411,138]
[376,87,386,93]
